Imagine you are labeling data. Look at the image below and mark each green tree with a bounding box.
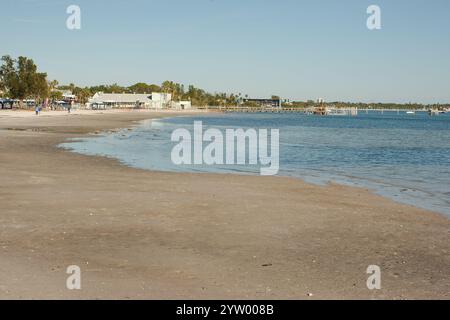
[73,87,92,104]
[50,90,63,101]
[0,55,18,98]
[33,72,49,101]
[49,79,59,92]
[148,84,161,92]
[0,55,49,106]
[129,82,150,94]
[109,83,126,93]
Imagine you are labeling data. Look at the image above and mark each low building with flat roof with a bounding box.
[242,98,281,108]
[87,92,172,109]
[172,100,192,110]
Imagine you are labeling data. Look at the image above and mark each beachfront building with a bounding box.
[51,89,77,103]
[242,98,282,108]
[87,92,172,109]
[62,91,76,103]
[171,100,192,110]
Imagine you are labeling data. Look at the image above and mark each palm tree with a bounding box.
[48,80,59,93]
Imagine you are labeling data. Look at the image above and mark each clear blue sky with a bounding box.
[1,0,450,103]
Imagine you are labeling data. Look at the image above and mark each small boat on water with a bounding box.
[428,109,442,116]
[406,111,415,115]
[313,106,327,116]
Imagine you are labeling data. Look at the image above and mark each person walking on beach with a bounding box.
[35,105,40,116]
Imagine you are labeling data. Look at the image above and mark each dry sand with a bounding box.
[0,110,448,299]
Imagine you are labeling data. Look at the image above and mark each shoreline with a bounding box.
[0,110,449,299]
[61,112,450,219]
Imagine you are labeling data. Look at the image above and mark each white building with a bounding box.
[87,92,172,109]
[62,91,76,102]
[171,100,192,110]
[52,89,76,102]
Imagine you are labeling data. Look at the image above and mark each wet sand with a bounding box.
[0,110,448,299]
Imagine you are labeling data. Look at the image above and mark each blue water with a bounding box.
[60,111,450,217]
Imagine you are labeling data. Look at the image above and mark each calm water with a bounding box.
[60,111,450,216]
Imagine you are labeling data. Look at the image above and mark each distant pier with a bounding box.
[197,106,446,116]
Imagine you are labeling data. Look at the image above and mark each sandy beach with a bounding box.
[0,110,448,300]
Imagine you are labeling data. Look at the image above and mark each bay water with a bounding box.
[60,111,450,217]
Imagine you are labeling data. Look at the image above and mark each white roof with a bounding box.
[89,93,152,104]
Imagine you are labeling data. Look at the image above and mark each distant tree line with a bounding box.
[0,55,252,107]
[56,81,247,107]
[1,55,448,109]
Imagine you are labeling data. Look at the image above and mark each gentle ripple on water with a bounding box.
[60,111,450,217]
